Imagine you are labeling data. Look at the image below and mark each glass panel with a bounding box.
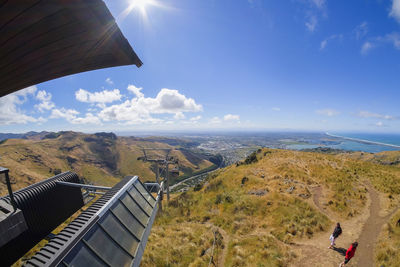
[63,242,106,267]
[128,186,153,215]
[133,180,156,206]
[112,201,146,238]
[120,193,149,226]
[100,213,139,254]
[85,227,132,267]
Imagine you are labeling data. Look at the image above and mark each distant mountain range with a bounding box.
[0,131,52,141]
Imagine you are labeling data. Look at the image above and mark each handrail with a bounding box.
[55,181,111,191]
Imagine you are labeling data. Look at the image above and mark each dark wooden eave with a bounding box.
[0,0,143,98]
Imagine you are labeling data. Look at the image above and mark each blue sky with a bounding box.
[1,0,400,133]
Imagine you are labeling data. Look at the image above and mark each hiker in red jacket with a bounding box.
[339,242,358,266]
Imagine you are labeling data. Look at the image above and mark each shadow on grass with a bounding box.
[332,247,346,256]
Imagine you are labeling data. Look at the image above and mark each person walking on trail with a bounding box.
[328,222,342,249]
[339,242,358,266]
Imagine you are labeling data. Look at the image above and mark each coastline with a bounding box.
[326,132,400,149]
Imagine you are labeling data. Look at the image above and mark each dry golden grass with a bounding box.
[375,210,400,267]
[142,222,216,267]
[0,133,215,195]
[142,148,400,266]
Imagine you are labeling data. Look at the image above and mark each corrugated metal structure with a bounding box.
[0,172,84,266]
[0,199,27,247]
[25,176,160,267]
[0,0,142,97]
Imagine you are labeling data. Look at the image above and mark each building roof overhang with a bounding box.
[0,0,142,97]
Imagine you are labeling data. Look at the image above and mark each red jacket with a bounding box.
[345,244,357,259]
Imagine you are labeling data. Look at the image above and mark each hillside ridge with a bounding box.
[142,148,400,266]
[0,131,218,195]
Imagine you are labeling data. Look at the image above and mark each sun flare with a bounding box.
[120,0,161,22]
[128,0,152,14]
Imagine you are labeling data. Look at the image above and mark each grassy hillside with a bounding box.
[375,210,400,266]
[142,148,400,266]
[0,132,215,195]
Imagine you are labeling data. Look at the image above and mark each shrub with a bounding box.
[215,194,223,204]
[244,151,258,165]
[193,183,203,191]
[264,151,272,156]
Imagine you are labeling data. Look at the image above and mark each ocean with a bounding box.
[331,133,400,147]
[286,132,400,153]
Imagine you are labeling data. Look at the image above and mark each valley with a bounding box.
[0,131,220,195]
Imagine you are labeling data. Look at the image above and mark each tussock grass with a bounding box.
[226,234,294,267]
[141,222,215,267]
[143,148,400,266]
[375,211,400,266]
[142,149,342,266]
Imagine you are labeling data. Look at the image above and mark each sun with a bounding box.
[128,0,153,14]
[119,0,160,22]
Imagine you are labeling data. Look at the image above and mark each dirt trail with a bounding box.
[356,183,400,267]
[312,186,329,216]
[290,182,398,267]
[290,185,368,267]
[205,223,230,266]
[216,226,230,267]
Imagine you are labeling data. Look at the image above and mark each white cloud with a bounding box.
[320,40,328,50]
[70,113,101,125]
[98,87,202,124]
[16,86,37,98]
[361,41,374,54]
[365,32,400,54]
[75,88,122,104]
[155,89,202,113]
[357,111,396,120]
[210,117,221,124]
[376,121,384,127]
[190,115,202,121]
[174,112,185,120]
[50,108,79,121]
[127,84,144,98]
[385,32,400,49]
[0,86,39,125]
[223,114,240,121]
[310,0,326,9]
[97,100,157,124]
[105,78,114,85]
[303,0,327,33]
[305,16,318,32]
[35,90,55,112]
[272,107,281,111]
[354,21,368,40]
[50,108,101,125]
[320,34,343,50]
[390,0,400,23]
[316,109,340,116]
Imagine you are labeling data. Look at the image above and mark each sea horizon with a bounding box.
[328,132,400,147]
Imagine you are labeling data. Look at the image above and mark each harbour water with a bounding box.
[286,132,400,153]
